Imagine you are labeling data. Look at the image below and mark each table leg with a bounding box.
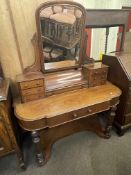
[105,105,117,138]
[31,131,44,166]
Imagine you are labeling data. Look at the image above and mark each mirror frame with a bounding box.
[35,0,87,73]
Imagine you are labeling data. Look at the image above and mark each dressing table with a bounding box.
[14,1,121,166]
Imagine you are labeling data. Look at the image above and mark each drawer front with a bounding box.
[48,101,110,127]
[92,68,108,77]
[22,93,45,102]
[89,76,107,87]
[20,79,44,90]
[89,69,108,87]
[21,87,44,96]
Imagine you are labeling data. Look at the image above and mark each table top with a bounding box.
[15,82,121,121]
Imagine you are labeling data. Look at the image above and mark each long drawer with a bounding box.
[47,101,110,127]
[18,100,110,130]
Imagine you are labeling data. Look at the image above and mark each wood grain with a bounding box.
[15,82,121,121]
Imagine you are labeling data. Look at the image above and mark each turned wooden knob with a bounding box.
[87,109,92,113]
[72,113,78,118]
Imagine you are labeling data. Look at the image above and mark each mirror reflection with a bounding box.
[39,4,84,71]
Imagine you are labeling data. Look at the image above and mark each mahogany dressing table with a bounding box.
[14,1,121,166]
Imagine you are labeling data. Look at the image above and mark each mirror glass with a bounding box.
[39,2,85,72]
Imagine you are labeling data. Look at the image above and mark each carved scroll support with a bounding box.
[23,33,41,73]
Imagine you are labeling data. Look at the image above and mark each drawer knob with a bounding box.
[72,113,78,118]
[87,109,92,113]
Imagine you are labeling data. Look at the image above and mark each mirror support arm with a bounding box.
[23,33,41,73]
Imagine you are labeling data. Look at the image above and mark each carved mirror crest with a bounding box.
[36,1,86,73]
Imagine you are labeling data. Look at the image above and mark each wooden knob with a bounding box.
[87,109,92,113]
[72,113,78,118]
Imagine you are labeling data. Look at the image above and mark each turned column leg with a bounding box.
[31,131,44,166]
[105,105,117,138]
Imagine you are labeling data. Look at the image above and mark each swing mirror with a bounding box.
[36,1,86,72]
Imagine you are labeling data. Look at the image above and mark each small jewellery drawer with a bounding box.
[20,79,44,90]
[89,75,107,87]
[21,87,44,96]
[22,93,45,103]
[48,101,110,126]
[92,69,107,77]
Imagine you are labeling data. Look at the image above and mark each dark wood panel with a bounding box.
[102,52,131,135]
[86,9,128,28]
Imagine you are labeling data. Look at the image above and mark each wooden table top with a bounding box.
[15,82,121,121]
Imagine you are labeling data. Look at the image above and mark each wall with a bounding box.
[86,0,131,59]
[0,0,131,81]
[0,0,47,81]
